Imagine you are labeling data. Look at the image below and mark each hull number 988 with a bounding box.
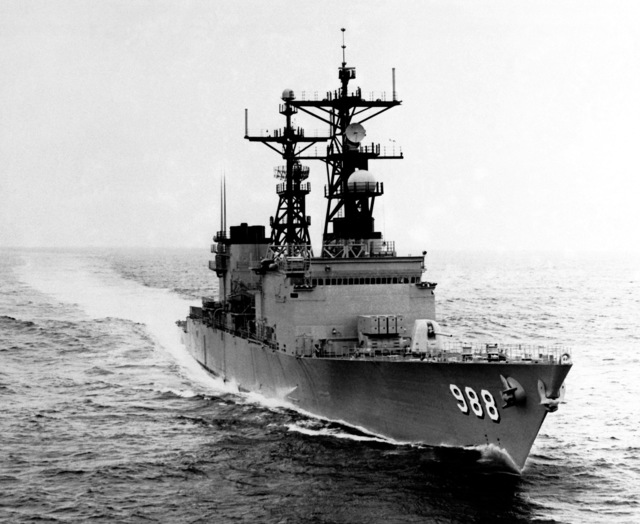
[449,384,500,423]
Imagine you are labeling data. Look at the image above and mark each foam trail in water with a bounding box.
[17,253,225,393]
[286,422,392,444]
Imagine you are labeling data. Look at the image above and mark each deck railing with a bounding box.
[313,342,571,364]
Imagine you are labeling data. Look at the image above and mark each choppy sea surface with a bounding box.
[1,247,639,523]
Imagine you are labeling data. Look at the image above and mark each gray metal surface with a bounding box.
[184,319,571,470]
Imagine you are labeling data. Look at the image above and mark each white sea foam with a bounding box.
[474,443,521,473]
[157,387,199,398]
[17,252,224,394]
[285,422,392,444]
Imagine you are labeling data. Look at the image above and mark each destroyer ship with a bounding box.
[181,33,572,471]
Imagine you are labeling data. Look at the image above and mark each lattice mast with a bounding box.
[245,29,402,260]
[245,91,327,258]
[292,28,403,258]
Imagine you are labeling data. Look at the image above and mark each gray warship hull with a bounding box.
[182,318,571,471]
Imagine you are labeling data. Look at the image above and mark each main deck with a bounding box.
[183,311,570,365]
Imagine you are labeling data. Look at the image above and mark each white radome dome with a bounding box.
[281,88,295,101]
[348,169,376,190]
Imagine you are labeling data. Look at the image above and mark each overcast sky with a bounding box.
[2,0,639,254]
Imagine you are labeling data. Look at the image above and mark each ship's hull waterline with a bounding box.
[183,319,571,471]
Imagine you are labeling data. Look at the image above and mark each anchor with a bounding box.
[537,379,566,412]
[500,375,526,408]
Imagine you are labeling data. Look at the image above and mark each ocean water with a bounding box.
[1,247,638,523]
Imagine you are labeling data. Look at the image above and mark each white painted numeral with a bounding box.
[481,389,501,422]
[449,384,469,414]
[465,387,484,418]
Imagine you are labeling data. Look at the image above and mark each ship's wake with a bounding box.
[16,253,228,394]
[286,417,523,474]
[286,418,395,445]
